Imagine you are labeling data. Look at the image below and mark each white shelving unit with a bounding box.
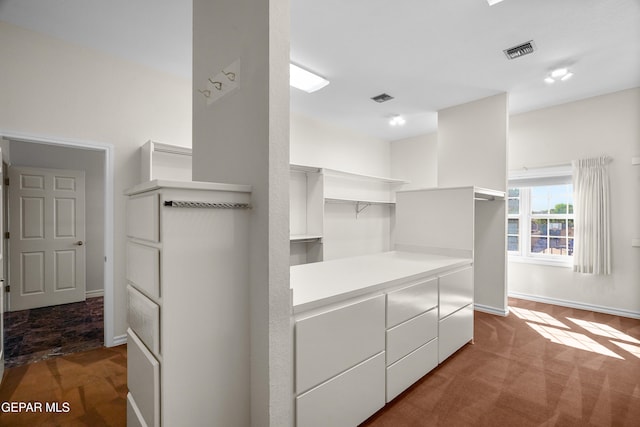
[290,164,408,265]
[140,140,192,183]
[632,157,640,165]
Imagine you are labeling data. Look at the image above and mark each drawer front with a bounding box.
[438,303,474,363]
[296,294,385,394]
[296,352,385,427]
[386,338,438,402]
[386,308,437,365]
[127,193,160,242]
[128,285,160,355]
[126,242,160,299]
[128,329,160,427]
[127,393,148,427]
[386,277,438,328]
[439,267,473,319]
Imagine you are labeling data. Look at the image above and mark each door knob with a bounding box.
[75,241,84,246]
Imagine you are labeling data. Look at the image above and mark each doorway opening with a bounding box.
[0,132,115,368]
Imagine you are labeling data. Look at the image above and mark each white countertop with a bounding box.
[291,251,472,313]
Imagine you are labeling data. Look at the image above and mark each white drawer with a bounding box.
[126,242,160,299]
[438,303,474,363]
[439,267,473,319]
[386,338,438,402]
[127,393,148,427]
[386,308,437,365]
[128,285,160,355]
[386,277,437,328]
[127,193,160,242]
[127,329,160,427]
[295,294,385,394]
[296,352,385,427]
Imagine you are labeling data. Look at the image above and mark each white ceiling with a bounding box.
[1,0,639,141]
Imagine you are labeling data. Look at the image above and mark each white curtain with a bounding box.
[572,156,611,275]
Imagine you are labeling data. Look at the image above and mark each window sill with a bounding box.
[508,255,573,268]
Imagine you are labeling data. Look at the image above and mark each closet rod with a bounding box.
[164,200,251,209]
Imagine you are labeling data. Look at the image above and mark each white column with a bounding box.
[438,93,509,315]
[192,0,291,426]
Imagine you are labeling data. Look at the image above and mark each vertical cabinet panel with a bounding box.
[438,304,474,363]
[439,267,473,319]
[296,294,385,394]
[386,278,437,328]
[127,329,160,427]
[126,194,160,242]
[296,353,386,427]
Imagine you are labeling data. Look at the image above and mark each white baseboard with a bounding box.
[508,291,640,320]
[86,289,104,298]
[474,303,509,317]
[111,334,128,346]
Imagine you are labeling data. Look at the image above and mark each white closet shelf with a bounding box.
[290,164,322,174]
[325,197,395,206]
[290,234,323,243]
[474,187,505,201]
[150,141,192,156]
[323,167,409,184]
[633,239,640,247]
[632,157,640,165]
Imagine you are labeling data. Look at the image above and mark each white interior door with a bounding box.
[8,166,86,311]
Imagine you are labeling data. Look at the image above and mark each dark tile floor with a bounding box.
[3,297,104,368]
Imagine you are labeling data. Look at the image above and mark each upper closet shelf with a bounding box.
[325,197,395,206]
[323,167,409,184]
[474,187,505,201]
[290,163,408,184]
[632,157,640,165]
[290,234,323,243]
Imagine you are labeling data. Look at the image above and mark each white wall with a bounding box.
[8,141,105,295]
[509,88,640,317]
[291,113,391,177]
[0,22,192,341]
[438,93,509,315]
[391,132,438,190]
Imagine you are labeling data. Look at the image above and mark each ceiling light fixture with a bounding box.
[389,115,406,126]
[544,67,574,84]
[487,0,506,5]
[290,63,329,93]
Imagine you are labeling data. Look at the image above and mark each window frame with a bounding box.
[508,185,574,268]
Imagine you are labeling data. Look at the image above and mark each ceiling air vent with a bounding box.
[371,93,394,103]
[503,40,536,60]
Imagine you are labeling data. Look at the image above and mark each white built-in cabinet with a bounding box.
[289,164,408,265]
[140,140,192,183]
[125,180,251,427]
[292,261,474,426]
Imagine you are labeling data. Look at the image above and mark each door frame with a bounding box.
[0,130,116,347]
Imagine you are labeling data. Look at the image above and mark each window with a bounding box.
[508,183,574,265]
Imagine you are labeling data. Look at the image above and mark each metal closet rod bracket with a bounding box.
[356,201,371,218]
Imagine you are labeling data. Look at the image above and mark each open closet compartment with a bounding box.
[290,163,408,265]
[140,140,192,183]
[394,185,507,316]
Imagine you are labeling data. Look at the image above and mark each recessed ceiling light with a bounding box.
[487,0,506,5]
[545,68,574,84]
[389,115,406,126]
[290,63,329,93]
[560,72,574,81]
[551,68,568,78]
